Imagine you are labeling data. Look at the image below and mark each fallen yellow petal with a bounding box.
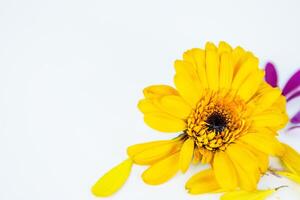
[279,143,300,175]
[91,158,133,197]
[220,189,275,200]
[276,171,300,184]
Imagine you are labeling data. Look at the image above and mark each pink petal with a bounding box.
[264,62,278,87]
[282,70,300,96]
[287,90,300,102]
[291,110,300,124]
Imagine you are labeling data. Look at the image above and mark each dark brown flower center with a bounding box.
[205,112,227,134]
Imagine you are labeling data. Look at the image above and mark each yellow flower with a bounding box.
[92,41,289,197]
[137,41,288,191]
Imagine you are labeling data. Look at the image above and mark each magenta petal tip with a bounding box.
[265,62,278,88]
[283,70,300,96]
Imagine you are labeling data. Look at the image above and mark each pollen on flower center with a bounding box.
[186,91,249,151]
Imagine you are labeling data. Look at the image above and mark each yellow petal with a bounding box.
[232,57,259,90]
[205,42,217,51]
[218,41,232,54]
[237,70,264,102]
[138,99,161,114]
[231,46,246,72]
[127,140,171,158]
[213,151,238,190]
[200,148,214,163]
[219,53,234,90]
[174,60,203,107]
[239,131,284,156]
[91,159,133,197]
[192,148,201,164]
[276,171,300,184]
[183,48,202,69]
[158,95,192,119]
[142,152,180,185]
[279,143,300,175]
[132,140,183,165]
[144,113,186,133]
[221,189,275,200]
[179,138,194,172]
[206,50,219,91]
[271,95,286,112]
[185,169,220,194]
[143,85,178,99]
[183,48,208,89]
[251,111,288,130]
[251,87,281,114]
[226,143,259,191]
[238,141,269,174]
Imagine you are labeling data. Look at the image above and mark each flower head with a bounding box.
[92,41,295,199]
[138,42,287,190]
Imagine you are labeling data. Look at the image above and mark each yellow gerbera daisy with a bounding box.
[92,41,289,197]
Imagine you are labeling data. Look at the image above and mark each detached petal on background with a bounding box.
[264,62,278,88]
[276,171,300,184]
[287,90,300,102]
[279,143,300,175]
[287,126,300,132]
[220,189,276,200]
[282,70,300,96]
[291,110,300,124]
[91,159,133,197]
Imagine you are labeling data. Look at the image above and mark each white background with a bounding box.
[1,0,300,199]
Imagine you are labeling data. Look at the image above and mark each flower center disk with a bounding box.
[206,112,227,134]
[186,91,248,151]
